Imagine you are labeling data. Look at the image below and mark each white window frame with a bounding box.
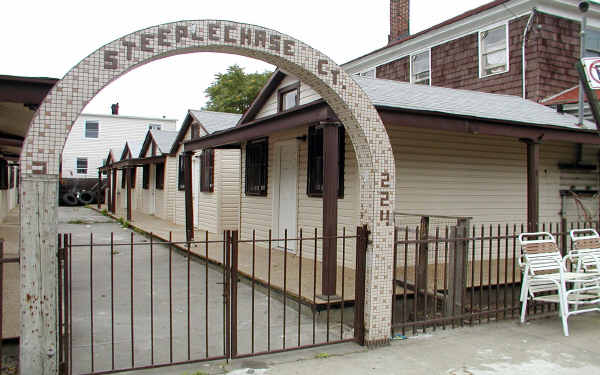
[84,120,99,139]
[148,123,162,130]
[410,48,431,85]
[478,22,510,78]
[356,69,376,78]
[76,157,88,175]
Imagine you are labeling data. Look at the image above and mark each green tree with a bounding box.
[203,65,272,114]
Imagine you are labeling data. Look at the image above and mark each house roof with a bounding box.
[189,110,242,134]
[120,140,143,161]
[139,129,178,157]
[354,76,596,131]
[541,86,600,106]
[169,109,242,154]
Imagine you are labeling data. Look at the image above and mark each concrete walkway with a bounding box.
[118,313,600,375]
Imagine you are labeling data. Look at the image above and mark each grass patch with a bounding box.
[67,219,91,225]
[315,352,330,359]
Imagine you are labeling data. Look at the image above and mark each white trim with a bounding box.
[78,112,178,122]
[478,21,510,79]
[409,48,432,85]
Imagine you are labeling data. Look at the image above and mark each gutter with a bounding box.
[522,8,537,99]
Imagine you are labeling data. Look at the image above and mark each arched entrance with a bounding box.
[21,20,395,373]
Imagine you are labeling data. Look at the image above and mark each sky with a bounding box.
[1,0,495,126]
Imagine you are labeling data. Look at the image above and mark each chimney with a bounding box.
[111,102,119,115]
[389,0,410,43]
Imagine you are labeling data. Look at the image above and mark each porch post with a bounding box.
[106,168,112,212]
[321,122,339,296]
[97,170,102,209]
[111,169,117,214]
[184,152,194,242]
[522,139,540,232]
[126,167,132,221]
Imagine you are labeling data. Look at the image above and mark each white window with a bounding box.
[76,158,88,174]
[148,124,162,130]
[411,50,430,85]
[357,69,375,78]
[479,24,509,77]
[85,121,99,138]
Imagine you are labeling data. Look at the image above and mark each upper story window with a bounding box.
[411,50,430,85]
[191,123,200,139]
[245,138,268,196]
[479,24,509,77]
[278,82,300,112]
[76,158,88,174]
[356,69,375,78]
[85,121,99,138]
[148,124,162,131]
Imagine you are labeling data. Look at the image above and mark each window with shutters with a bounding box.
[200,149,215,193]
[142,165,149,189]
[178,154,186,191]
[245,138,268,196]
[307,126,345,198]
[0,160,8,190]
[155,162,165,190]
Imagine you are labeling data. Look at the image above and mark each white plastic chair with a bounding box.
[569,229,600,273]
[519,232,600,336]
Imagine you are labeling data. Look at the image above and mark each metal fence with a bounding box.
[58,227,367,375]
[391,220,600,336]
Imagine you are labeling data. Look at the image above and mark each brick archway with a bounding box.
[20,20,395,373]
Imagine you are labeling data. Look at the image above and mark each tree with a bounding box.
[203,65,272,114]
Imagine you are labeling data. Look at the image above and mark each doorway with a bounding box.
[273,140,298,251]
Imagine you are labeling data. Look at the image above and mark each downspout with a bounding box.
[522,8,537,99]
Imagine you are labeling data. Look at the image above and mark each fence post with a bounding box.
[445,218,470,320]
[354,225,367,346]
[0,240,3,374]
[416,216,429,308]
[560,217,568,257]
[230,230,238,357]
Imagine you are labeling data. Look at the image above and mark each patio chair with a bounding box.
[519,232,600,336]
[569,229,600,273]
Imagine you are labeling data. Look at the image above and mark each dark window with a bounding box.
[155,162,165,190]
[121,169,126,189]
[148,123,162,131]
[200,149,215,193]
[0,160,8,190]
[9,166,14,189]
[76,158,88,174]
[191,123,200,139]
[245,138,268,196]
[16,168,19,188]
[85,121,99,138]
[178,154,186,191]
[278,82,300,112]
[142,165,149,189]
[307,126,345,198]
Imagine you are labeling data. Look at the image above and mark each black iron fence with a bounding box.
[58,227,367,375]
[392,220,600,336]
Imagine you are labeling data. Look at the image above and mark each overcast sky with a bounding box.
[1,0,494,126]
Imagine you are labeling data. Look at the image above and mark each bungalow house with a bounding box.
[102,148,117,212]
[111,140,143,219]
[167,110,241,235]
[183,69,600,268]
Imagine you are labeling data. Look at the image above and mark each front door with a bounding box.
[274,140,298,251]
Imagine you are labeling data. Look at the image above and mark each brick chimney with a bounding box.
[389,0,410,43]
[111,102,119,115]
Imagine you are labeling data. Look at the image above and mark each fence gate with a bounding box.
[58,227,366,375]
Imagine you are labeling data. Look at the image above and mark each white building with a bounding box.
[62,112,177,180]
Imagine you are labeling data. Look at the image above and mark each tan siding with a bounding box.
[218,149,241,231]
[255,75,322,120]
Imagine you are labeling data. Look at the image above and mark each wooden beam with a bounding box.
[378,109,600,144]
[321,122,339,296]
[184,152,194,242]
[111,169,117,214]
[106,170,112,212]
[97,171,102,209]
[185,100,334,151]
[126,168,132,221]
